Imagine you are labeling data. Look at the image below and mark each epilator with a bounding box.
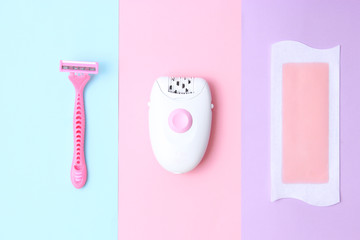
[149,77,213,174]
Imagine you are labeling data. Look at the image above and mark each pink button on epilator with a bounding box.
[168,109,192,133]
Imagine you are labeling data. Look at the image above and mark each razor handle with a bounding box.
[69,73,90,188]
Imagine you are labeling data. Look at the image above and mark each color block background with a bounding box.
[119,0,241,239]
[0,1,118,239]
[242,0,360,239]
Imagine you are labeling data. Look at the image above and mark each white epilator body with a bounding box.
[149,77,213,174]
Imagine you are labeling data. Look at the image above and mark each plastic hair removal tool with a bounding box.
[149,77,213,173]
[60,60,98,188]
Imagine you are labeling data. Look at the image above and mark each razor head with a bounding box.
[168,77,194,94]
[60,60,98,74]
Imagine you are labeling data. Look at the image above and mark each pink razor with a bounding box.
[60,60,98,189]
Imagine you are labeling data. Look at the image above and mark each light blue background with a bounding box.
[0,1,118,239]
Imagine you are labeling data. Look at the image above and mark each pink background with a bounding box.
[119,0,241,239]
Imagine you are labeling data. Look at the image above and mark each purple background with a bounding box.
[242,0,360,239]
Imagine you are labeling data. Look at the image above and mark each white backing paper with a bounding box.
[271,41,340,206]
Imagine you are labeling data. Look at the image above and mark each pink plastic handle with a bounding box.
[69,73,90,189]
